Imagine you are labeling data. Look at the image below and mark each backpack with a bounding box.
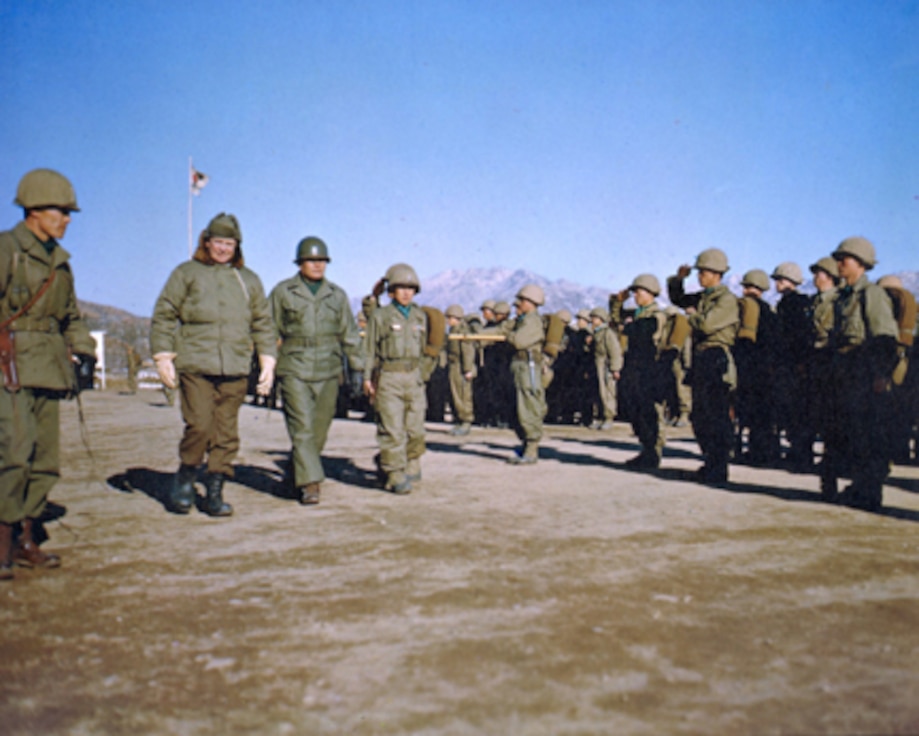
[881,285,917,385]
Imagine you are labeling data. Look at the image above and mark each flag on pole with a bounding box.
[190,166,209,196]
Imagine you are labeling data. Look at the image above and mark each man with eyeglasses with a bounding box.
[0,169,96,580]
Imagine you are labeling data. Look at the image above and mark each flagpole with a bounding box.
[187,156,193,259]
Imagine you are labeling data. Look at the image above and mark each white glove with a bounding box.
[153,352,178,390]
[257,355,276,397]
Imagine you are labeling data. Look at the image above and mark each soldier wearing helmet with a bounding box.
[821,237,899,510]
[733,269,780,466]
[769,261,815,471]
[1,169,96,578]
[611,274,681,469]
[269,236,362,505]
[588,306,623,430]
[444,304,476,436]
[668,248,739,485]
[152,212,276,517]
[361,263,427,494]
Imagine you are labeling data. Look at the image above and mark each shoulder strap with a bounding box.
[0,267,56,332]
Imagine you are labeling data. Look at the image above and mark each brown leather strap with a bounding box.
[0,269,56,332]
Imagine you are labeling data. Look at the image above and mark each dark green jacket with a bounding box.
[0,221,95,391]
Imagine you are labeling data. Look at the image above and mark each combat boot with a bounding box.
[450,423,471,437]
[203,473,233,517]
[406,457,422,483]
[298,482,321,505]
[0,522,14,580]
[14,518,61,569]
[169,464,198,514]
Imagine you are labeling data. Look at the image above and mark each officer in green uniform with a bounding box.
[445,304,476,436]
[362,263,428,494]
[504,284,547,464]
[270,237,362,505]
[589,306,623,430]
[0,169,96,579]
[151,213,276,517]
[822,237,898,510]
[668,248,739,485]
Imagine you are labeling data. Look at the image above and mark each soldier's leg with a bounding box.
[405,374,427,479]
[206,376,248,476]
[21,392,60,520]
[0,388,35,524]
[178,373,217,468]
[281,376,323,487]
[376,373,408,485]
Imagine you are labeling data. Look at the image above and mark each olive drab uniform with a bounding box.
[592,320,623,425]
[446,318,476,429]
[363,300,428,490]
[613,298,675,467]
[809,284,838,454]
[822,275,898,509]
[270,275,362,491]
[668,277,739,483]
[506,311,547,461]
[0,221,95,524]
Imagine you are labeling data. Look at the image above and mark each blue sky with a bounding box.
[2,0,917,314]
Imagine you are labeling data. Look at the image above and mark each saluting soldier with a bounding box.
[362,263,427,494]
[270,237,362,505]
[822,237,898,510]
[0,169,96,579]
[668,249,739,485]
[445,304,476,436]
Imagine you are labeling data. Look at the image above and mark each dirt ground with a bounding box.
[2,388,918,735]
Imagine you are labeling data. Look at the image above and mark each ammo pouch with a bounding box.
[0,329,19,391]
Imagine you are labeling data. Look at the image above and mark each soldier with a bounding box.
[612,274,679,468]
[733,269,779,465]
[668,249,739,485]
[771,262,815,471]
[362,263,427,494]
[151,213,276,517]
[503,284,547,464]
[574,307,599,426]
[588,307,623,430]
[821,237,899,510]
[808,256,840,464]
[270,237,362,505]
[445,304,476,436]
[0,169,96,579]
[491,301,516,429]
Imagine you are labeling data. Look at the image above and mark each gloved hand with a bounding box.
[257,355,276,396]
[73,353,97,392]
[153,352,178,390]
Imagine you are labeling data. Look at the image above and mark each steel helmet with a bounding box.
[494,300,511,316]
[515,284,545,307]
[809,256,839,279]
[206,212,242,243]
[15,168,80,211]
[589,307,609,321]
[295,236,330,263]
[771,262,803,285]
[741,269,770,292]
[480,299,496,312]
[385,263,421,292]
[445,304,464,319]
[629,273,661,296]
[556,308,573,324]
[576,308,591,322]
[694,248,729,274]
[832,236,877,270]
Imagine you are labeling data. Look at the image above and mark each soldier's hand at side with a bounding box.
[363,378,376,403]
[153,352,178,390]
[256,355,276,396]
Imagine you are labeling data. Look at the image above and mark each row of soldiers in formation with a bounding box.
[1,166,913,583]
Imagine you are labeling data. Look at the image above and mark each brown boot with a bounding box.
[0,522,13,580]
[299,482,320,505]
[14,518,61,569]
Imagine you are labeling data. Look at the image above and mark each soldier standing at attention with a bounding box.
[822,237,898,510]
[362,263,427,494]
[445,304,476,436]
[151,213,276,517]
[270,237,362,505]
[0,169,96,579]
[771,262,815,471]
[808,256,840,466]
[589,307,623,430]
[668,249,739,486]
[612,274,677,469]
[503,284,547,464]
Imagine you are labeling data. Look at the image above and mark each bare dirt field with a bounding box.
[2,388,919,735]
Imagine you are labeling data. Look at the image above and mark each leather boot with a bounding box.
[169,464,198,514]
[14,518,61,569]
[0,522,13,580]
[203,473,233,517]
[298,482,320,505]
